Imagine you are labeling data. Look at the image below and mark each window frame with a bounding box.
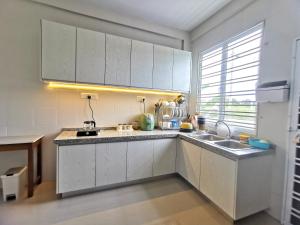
[196,22,265,135]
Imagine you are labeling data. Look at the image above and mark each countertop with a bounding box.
[54,129,274,160]
[55,129,179,145]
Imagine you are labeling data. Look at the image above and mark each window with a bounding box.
[197,23,264,133]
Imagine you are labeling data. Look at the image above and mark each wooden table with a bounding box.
[0,135,43,197]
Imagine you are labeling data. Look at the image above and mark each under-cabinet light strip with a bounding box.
[47,82,181,96]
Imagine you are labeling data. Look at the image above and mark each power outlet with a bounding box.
[137,96,146,102]
[80,93,98,100]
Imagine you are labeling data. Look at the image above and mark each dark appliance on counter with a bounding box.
[77,95,100,136]
[77,120,100,136]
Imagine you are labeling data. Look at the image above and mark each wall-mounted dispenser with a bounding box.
[256,80,290,103]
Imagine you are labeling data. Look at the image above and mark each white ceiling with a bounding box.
[70,0,232,31]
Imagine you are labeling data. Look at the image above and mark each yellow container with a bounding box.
[240,133,251,144]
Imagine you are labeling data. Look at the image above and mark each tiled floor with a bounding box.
[0,177,280,225]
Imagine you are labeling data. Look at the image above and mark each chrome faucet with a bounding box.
[215,120,231,139]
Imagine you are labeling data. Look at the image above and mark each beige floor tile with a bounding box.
[0,177,280,225]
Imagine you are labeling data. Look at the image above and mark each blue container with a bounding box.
[249,138,270,150]
[170,119,179,129]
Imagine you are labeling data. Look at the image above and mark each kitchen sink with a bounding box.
[197,134,225,141]
[213,140,250,150]
[186,133,251,151]
[187,133,225,141]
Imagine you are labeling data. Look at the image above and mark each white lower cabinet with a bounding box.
[127,140,154,181]
[57,139,178,194]
[235,155,272,220]
[200,148,236,218]
[153,139,177,176]
[176,140,201,189]
[199,147,272,220]
[56,138,272,220]
[96,142,127,186]
[58,144,95,193]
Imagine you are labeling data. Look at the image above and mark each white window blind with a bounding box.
[197,23,264,132]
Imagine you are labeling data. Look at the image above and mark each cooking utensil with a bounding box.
[175,95,186,105]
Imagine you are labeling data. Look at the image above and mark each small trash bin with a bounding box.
[1,166,27,202]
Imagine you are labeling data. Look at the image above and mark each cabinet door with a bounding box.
[76,28,105,84]
[58,144,95,193]
[173,49,191,92]
[96,142,127,186]
[153,139,176,176]
[105,34,131,86]
[42,20,76,82]
[127,140,154,181]
[131,40,153,88]
[200,148,236,217]
[153,45,173,90]
[176,140,201,189]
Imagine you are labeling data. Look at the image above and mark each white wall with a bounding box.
[190,0,300,221]
[0,0,186,182]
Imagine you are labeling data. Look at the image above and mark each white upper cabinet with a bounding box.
[153,45,173,90]
[153,139,176,176]
[131,40,153,88]
[127,140,154,181]
[105,34,131,86]
[42,20,76,82]
[173,49,191,92]
[96,142,127,186]
[42,20,192,92]
[76,28,105,84]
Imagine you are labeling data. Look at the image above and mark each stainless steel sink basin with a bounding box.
[187,133,225,141]
[186,133,251,151]
[197,134,225,141]
[213,140,250,150]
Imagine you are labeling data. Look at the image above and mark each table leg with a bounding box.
[28,145,34,197]
[37,142,42,184]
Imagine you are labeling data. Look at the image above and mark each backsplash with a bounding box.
[0,84,174,180]
[0,85,174,135]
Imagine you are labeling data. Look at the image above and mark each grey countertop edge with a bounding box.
[54,133,178,145]
[61,127,116,131]
[178,135,275,161]
[54,131,275,161]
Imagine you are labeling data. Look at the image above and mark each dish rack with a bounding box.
[155,105,187,130]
